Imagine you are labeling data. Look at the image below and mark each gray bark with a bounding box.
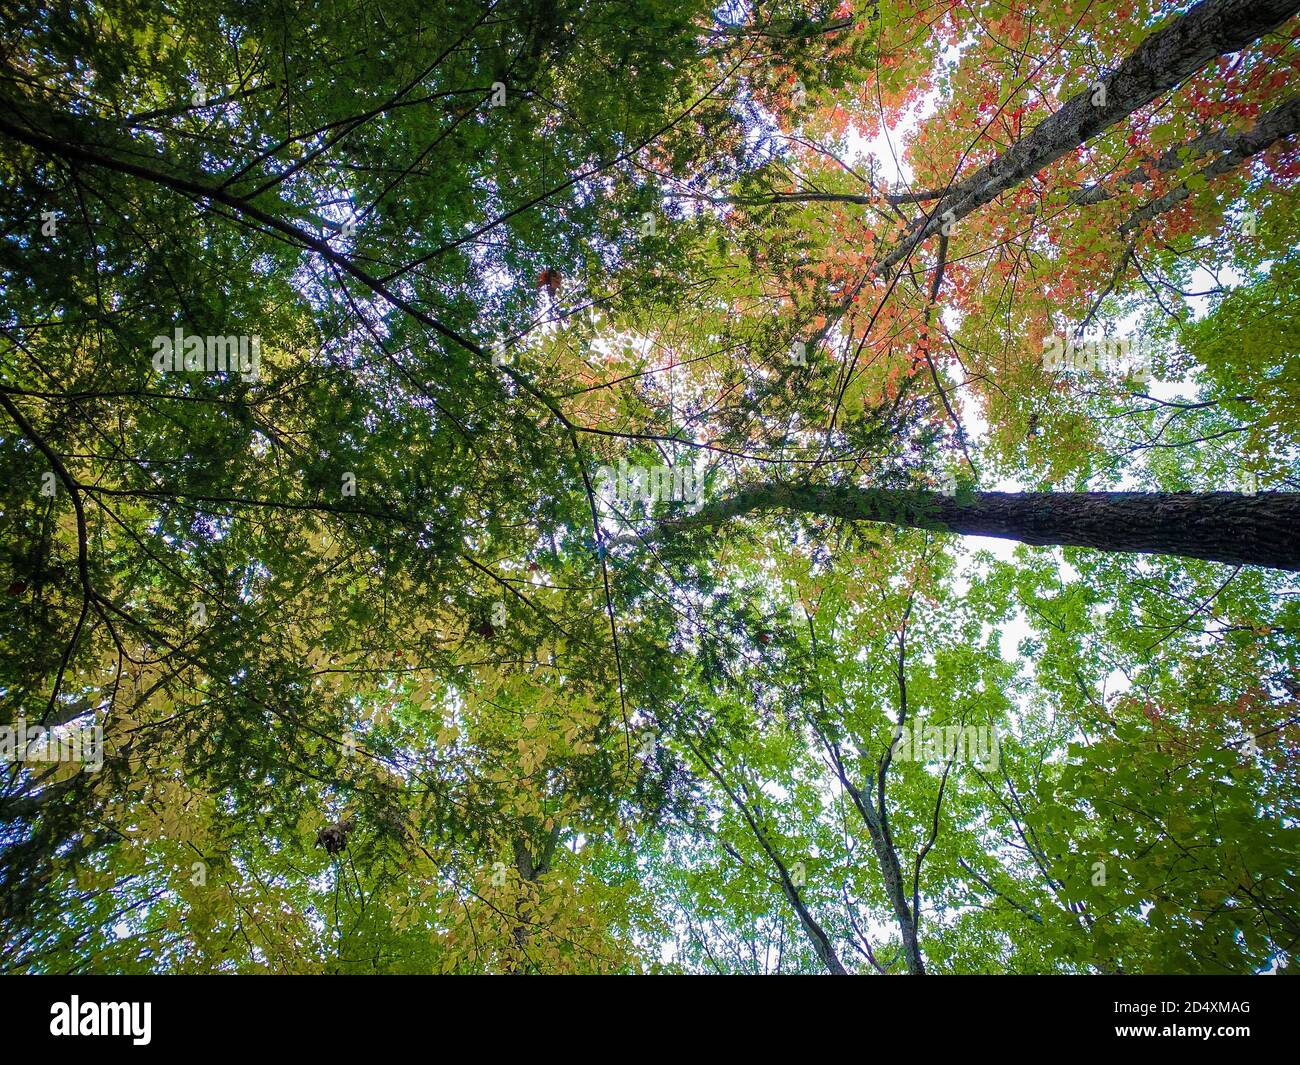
[875,0,1300,277]
[628,486,1300,571]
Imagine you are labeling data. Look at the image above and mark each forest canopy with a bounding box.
[1,0,1298,975]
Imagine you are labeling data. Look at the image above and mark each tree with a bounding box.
[1,0,1297,974]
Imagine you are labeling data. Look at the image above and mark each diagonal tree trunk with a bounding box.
[1118,94,1300,233]
[1065,95,1300,210]
[873,0,1300,278]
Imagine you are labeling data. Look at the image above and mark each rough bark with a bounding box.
[627,486,1300,571]
[1061,94,1300,211]
[1119,94,1300,232]
[874,0,1300,277]
[508,826,560,974]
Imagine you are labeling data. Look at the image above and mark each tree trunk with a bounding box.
[873,0,1300,277]
[650,486,1300,570]
[843,779,926,974]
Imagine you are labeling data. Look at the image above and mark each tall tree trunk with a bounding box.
[507,827,560,974]
[644,486,1300,570]
[873,0,1300,277]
